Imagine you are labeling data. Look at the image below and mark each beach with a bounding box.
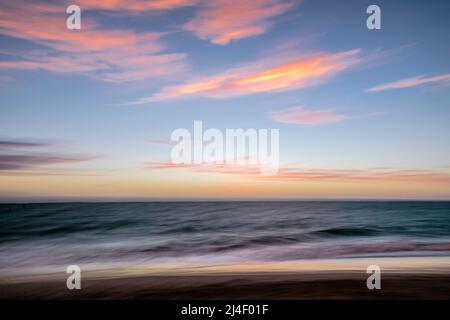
[1,202,450,299]
[3,272,450,300]
[2,257,450,299]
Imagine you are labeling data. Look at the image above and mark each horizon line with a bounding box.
[1,197,450,204]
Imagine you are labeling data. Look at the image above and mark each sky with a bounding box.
[0,0,449,201]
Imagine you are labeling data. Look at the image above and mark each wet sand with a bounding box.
[1,272,450,299]
[2,257,450,299]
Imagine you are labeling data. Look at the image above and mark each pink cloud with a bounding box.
[184,0,295,45]
[75,0,198,11]
[267,106,348,125]
[0,1,188,82]
[366,73,450,92]
[126,49,361,104]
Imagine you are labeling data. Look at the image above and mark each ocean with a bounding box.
[1,201,450,275]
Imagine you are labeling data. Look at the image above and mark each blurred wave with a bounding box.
[1,201,450,273]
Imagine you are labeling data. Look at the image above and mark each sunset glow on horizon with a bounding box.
[1,0,450,201]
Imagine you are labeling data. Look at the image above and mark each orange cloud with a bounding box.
[75,0,198,11]
[267,106,348,125]
[145,162,263,175]
[0,1,187,82]
[184,0,295,45]
[127,49,361,104]
[144,161,450,185]
[260,168,450,184]
[366,73,450,92]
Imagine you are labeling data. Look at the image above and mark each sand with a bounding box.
[2,272,450,299]
[2,257,450,299]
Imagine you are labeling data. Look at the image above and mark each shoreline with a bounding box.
[2,272,450,299]
[2,256,450,299]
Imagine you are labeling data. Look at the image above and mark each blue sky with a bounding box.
[0,0,449,200]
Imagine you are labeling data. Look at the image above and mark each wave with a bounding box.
[312,226,380,237]
[1,201,450,274]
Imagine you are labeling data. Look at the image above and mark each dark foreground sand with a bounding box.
[2,272,450,299]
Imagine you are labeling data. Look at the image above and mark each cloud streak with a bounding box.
[267,106,348,125]
[0,154,97,171]
[0,140,49,149]
[75,0,198,12]
[0,138,97,172]
[145,161,450,184]
[0,0,298,81]
[0,1,188,82]
[184,0,295,45]
[126,49,361,104]
[366,73,450,92]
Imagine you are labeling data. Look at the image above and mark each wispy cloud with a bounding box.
[75,0,198,12]
[366,73,450,92]
[144,161,264,175]
[0,154,96,171]
[145,161,450,184]
[0,0,298,81]
[0,139,49,149]
[258,168,450,184]
[184,0,295,45]
[0,138,97,172]
[126,49,361,104]
[267,106,348,125]
[0,1,188,82]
